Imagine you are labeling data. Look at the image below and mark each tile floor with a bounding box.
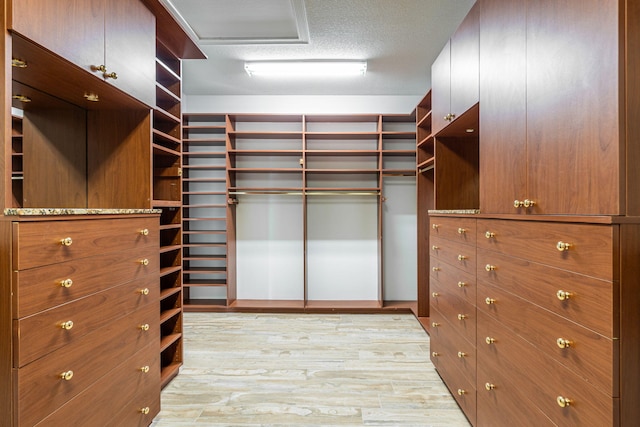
[151,312,470,426]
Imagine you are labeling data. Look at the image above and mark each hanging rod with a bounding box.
[306,191,380,196]
[229,191,303,195]
[418,164,435,173]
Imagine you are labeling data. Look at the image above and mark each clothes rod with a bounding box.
[418,164,435,173]
[229,190,380,196]
[229,191,303,195]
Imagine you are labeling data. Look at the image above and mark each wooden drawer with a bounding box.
[13,217,158,270]
[430,277,476,345]
[430,307,476,385]
[477,219,614,280]
[430,216,477,246]
[430,235,476,276]
[477,249,614,338]
[477,310,616,427]
[34,341,160,427]
[14,273,158,367]
[477,280,616,396]
[430,258,476,306]
[14,245,158,318]
[15,303,158,426]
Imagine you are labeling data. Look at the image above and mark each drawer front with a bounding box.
[477,249,614,338]
[430,258,476,306]
[15,273,158,367]
[13,217,158,270]
[477,310,615,427]
[430,216,477,246]
[477,281,615,396]
[430,308,476,384]
[430,278,476,345]
[477,219,613,280]
[14,245,158,318]
[16,303,158,426]
[34,341,160,427]
[430,236,476,276]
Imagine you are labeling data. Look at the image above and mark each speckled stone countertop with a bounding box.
[4,208,162,216]
[428,209,480,215]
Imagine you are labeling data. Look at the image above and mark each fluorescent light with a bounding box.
[244,60,367,77]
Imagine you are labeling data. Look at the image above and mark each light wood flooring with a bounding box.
[151,312,470,426]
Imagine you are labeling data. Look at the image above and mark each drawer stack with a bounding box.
[475,219,617,426]
[429,216,477,424]
[11,215,160,426]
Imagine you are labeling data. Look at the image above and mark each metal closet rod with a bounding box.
[228,190,380,196]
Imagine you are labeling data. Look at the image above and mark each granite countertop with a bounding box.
[428,209,480,215]
[4,208,162,216]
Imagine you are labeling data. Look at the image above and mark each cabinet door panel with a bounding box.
[479,0,527,214]
[431,41,451,136]
[104,0,156,107]
[450,2,479,118]
[10,0,105,76]
[526,0,620,214]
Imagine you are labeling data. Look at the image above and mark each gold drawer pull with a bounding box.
[140,407,150,415]
[523,199,535,208]
[104,71,118,79]
[457,255,467,261]
[60,370,74,381]
[457,314,467,320]
[60,237,73,246]
[431,322,440,328]
[140,365,150,373]
[485,337,496,344]
[432,352,439,357]
[139,258,149,266]
[432,245,439,250]
[139,324,150,331]
[485,264,496,271]
[431,292,439,297]
[485,231,495,239]
[485,297,496,305]
[139,288,150,296]
[140,228,149,236]
[556,241,571,251]
[485,383,496,391]
[513,199,524,208]
[557,338,573,349]
[457,389,466,395]
[556,290,572,301]
[457,281,466,288]
[457,227,466,234]
[432,267,440,272]
[432,224,439,230]
[60,278,73,288]
[457,351,467,358]
[60,320,74,330]
[557,396,572,408]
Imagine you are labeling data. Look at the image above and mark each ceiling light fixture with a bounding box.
[244,60,367,77]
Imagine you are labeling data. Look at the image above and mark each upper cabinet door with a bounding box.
[479,0,527,214]
[526,0,620,215]
[449,2,479,119]
[10,0,105,76]
[104,0,156,108]
[431,41,451,136]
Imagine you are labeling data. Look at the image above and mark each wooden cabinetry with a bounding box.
[431,2,479,135]
[9,0,156,107]
[1,215,160,426]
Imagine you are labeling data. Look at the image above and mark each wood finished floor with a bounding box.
[151,312,470,426]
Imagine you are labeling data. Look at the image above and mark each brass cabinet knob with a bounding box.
[140,259,149,266]
[432,245,439,250]
[557,396,572,408]
[457,314,467,320]
[485,383,496,391]
[60,278,73,288]
[513,200,524,208]
[457,255,467,261]
[94,64,107,73]
[431,292,439,297]
[60,237,73,246]
[485,264,496,271]
[457,351,467,358]
[432,351,439,357]
[485,231,495,239]
[139,324,150,331]
[450,113,456,120]
[140,407,150,415]
[140,228,149,236]
[444,113,451,121]
[104,71,118,79]
[139,288,150,296]
[60,370,74,381]
[457,281,466,288]
[432,267,440,272]
[457,389,466,395]
[432,224,439,230]
[431,322,440,328]
[556,241,571,251]
[556,290,572,301]
[485,297,496,305]
[60,320,74,330]
[140,365,150,373]
[557,338,573,349]
[523,199,535,208]
[485,337,496,344]
[457,227,466,234]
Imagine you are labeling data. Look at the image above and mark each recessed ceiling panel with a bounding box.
[162,0,309,44]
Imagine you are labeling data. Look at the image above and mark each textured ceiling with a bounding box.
[168,0,476,96]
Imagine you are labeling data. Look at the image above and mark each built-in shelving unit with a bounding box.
[10,109,23,207]
[152,40,184,388]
